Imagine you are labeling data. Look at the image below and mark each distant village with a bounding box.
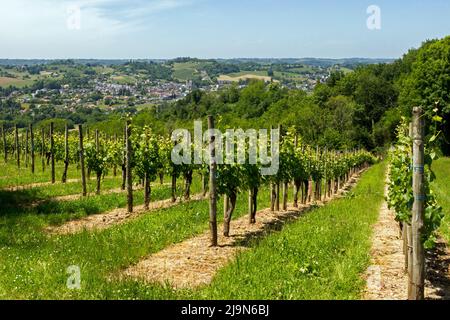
[0,59,348,118]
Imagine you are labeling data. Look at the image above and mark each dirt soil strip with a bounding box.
[45,193,206,236]
[121,171,364,289]
[363,171,450,300]
[3,178,83,191]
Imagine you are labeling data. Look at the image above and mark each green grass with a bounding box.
[1,171,174,202]
[431,158,450,243]
[0,67,41,88]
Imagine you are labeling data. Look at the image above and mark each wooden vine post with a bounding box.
[30,124,35,174]
[275,124,281,211]
[121,126,127,191]
[280,125,288,211]
[41,127,45,172]
[315,146,320,201]
[62,124,69,183]
[292,133,299,207]
[25,127,29,168]
[409,107,425,300]
[270,125,276,212]
[126,120,133,213]
[208,115,218,247]
[78,125,87,197]
[329,151,334,197]
[301,145,308,205]
[335,151,340,193]
[113,134,117,177]
[281,127,287,211]
[224,195,229,221]
[95,129,101,195]
[50,122,55,184]
[407,223,413,289]
[15,125,20,169]
[404,123,413,283]
[324,147,328,200]
[308,147,313,202]
[270,182,276,212]
[248,191,253,222]
[143,132,151,210]
[2,124,7,163]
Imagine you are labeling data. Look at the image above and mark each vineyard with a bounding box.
[0,116,383,298]
[0,120,375,222]
[0,107,449,300]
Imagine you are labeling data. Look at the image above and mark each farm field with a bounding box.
[111,75,136,85]
[171,61,214,81]
[0,76,35,88]
[218,72,275,83]
[0,179,267,299]
[0,66,54,88]
[273,71,307,82]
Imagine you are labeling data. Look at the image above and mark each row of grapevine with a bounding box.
[212,126,375,239]
[0,124,106,175]
[1,119,376,242]
[387,107,444,300]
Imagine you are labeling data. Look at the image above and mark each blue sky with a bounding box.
[1,0,449,59]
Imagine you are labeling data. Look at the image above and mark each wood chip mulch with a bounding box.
[363,177,408,300]
[425,238,450,300]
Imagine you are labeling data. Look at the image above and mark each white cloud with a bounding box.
[0,0,196,57]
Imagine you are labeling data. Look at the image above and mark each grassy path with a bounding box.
[432,158,450,242]
[46,193,207,235]
[0,178,202,240]
[0,187,272,299]
[0,157,81,188]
